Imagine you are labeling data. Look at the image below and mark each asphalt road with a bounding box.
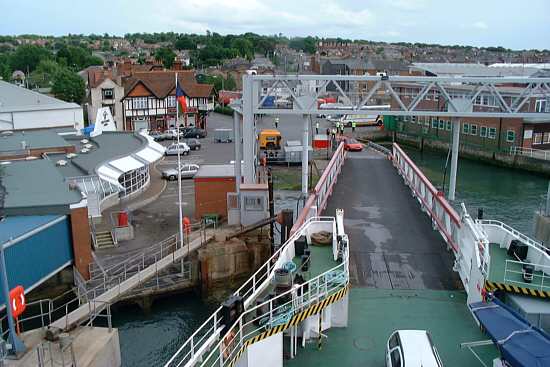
[324,148,461,291]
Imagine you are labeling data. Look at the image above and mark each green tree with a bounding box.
[9,44,51,72]
[174,37,195,50]
[155,47,176,68]
[231,38,253,59]
[56,45,102,70]
[29,59,61,88]
[51,68,85,103]
[0,54,11,80]
[224,74,236,91]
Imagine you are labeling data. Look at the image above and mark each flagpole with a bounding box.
[176,72,184,250]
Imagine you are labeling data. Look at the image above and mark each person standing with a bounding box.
[274,117,279,129]
[352,121,356,133]
[315,121,319,135]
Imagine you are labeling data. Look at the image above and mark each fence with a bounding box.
[291,142,346,233]
[392,143,461,253]
[510,146,550,161]
[164,217,348,367]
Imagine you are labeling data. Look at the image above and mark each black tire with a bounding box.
[196,134,200,139]
[169,175,176,181]
[376,120,383,126]
[183,151,189,156]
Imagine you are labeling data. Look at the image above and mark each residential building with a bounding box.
[0,80,84,131]
[86,68,125,130]
[121,71,214,131]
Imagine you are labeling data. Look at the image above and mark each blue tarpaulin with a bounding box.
[469,298,550,367]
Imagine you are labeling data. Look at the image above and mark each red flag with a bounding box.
[176,81,187,112]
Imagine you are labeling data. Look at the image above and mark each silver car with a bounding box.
[162,163,200,180]
[165,142,190,156]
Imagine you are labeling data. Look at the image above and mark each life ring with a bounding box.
[9,286,26,318]
[222,330,236,359]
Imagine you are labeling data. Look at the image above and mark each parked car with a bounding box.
[180,127,206,139]
[148,131,163,141]
[386,330,443,367]
[162,163,200,180]
[185,138,201,150]
[343,137,363,152]
[165,142,190,156]
[167,129,179,139]
[213,128,233,143]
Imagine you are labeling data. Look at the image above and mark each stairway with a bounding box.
[95,231,115,248]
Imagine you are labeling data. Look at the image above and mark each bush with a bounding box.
[214,105,234,116]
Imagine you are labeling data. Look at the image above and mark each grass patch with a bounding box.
[271,166,320,191]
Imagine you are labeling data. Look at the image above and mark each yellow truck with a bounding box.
[258,129,282,150]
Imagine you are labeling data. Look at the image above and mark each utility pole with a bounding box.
[175,73,184,249]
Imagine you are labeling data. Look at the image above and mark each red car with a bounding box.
[343,137,363,151]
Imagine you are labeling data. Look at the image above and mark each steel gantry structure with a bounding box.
[232,74,550,201]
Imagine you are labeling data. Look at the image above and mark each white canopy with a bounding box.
[109,156,144,172]
[135,147,163,164]
[97,165,124,187]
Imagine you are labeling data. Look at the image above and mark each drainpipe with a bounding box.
[497,118,503,151]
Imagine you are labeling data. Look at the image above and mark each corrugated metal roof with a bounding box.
[0,80,80,113]
[0,215,64,245]
[411,63,539,77]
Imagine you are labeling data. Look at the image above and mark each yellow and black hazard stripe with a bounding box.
[228,284,350,367]
[485,280,550,298]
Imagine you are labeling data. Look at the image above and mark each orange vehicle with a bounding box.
[258,129,282,150]
[343,137,363,152]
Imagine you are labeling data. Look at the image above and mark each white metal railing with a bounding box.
[479,219,550,254]
[165,216,344,367]
[292,142,346,233]
[393,143,461,252]
[504,259,550,291]
[510,146,550,161]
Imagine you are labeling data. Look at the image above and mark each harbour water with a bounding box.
[112,151,548,366]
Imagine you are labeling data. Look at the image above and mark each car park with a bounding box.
[165,142,190,156]
[161,163,200,180]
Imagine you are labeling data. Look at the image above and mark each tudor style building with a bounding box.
[121,71,214,132]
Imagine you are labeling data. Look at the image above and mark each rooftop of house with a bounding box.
[122,70,213,99]
[0,159,83,216]
[0,129,73,153]
[0,80,81,113]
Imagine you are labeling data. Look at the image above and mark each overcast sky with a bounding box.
[1,0,549,50]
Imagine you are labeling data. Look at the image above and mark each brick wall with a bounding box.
[69,207,93,280]
[194,177,236,220]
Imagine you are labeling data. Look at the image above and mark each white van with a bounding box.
[386,330,443,367]
[339,113,382,127]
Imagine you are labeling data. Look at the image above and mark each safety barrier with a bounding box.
[392,143,461,252]
[291,142,346,233]
[510,146,550,162]
[165,216,348,367]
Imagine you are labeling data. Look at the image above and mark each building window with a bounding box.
[244,196,264,211]
[462,123,470,134]
[404,116,409,122]
[544,132,550,144]
[505,130,515,143]
[480,126,487,138]
[438,120,445,130]
[424,118,430,127]
[470,124,478,136]
[102,88,114,100]
[488,127,497,139]
[534,132,543,145]
[446,120,451,131]
[167,96,176,107]
[432,118,438,129]
[536,99,549,113]
[132,97,148,110]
